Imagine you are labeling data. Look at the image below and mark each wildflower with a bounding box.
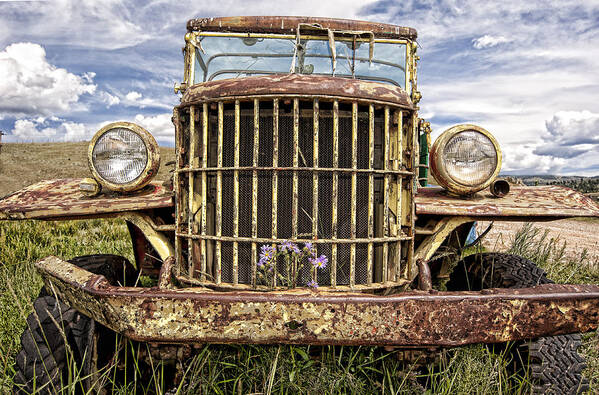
[309,255,328,269]
[279,241,300,254]
[307,280,319,288]
[259,245,276,268]
[303,242,316,257]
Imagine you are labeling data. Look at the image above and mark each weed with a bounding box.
[1,220,598,393]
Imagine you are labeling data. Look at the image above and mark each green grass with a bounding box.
[1,220,598,394]
[0,219,133,392]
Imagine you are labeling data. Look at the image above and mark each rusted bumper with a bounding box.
[38,256,599,347]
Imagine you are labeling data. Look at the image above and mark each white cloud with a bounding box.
[543,110,599,146]
[428,109,599,175]
[362,0,599,173]
[0,1,377,51]
[98,91,120,107]
[0,42,96,117]
[0,0,150,50]
[502,144,567,175]
[122,90,172,110]
[10,119,57,141]
[125,91,142,101]
[82,72,96,83]
[7,112,174,144]
[361,1,599,50]
[134,113,174,142]
[422,55,599,175]
[532,110,599,161]
[472,34,511,49]
[60,122,90,141]
[9,118,92,142]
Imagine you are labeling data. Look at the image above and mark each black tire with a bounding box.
[447,253,589,395]
[13,255,133,394]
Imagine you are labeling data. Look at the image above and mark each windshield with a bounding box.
[193,34,407,87]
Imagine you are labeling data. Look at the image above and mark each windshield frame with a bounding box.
[185,32,412,92]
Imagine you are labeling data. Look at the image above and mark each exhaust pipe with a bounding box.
[490,179,510,198]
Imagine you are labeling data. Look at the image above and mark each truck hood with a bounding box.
[180,74,414,109]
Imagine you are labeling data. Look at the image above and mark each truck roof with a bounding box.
[187,16,417,41]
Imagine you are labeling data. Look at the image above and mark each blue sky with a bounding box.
[1,0,598,175]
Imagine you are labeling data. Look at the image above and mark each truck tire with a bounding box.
[447,252,589,395]
[12,254,132,394]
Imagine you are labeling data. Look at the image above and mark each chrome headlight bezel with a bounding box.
[430,124,502,195]
[88,122,160,192]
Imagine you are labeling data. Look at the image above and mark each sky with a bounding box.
[1,0,598,176]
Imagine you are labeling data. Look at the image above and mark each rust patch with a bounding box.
[0,179,173,220]
[187,16,417,41]
[180,74,414,109]
[415,186,599,218]
[37,256,599,347]
[158,256,175,289]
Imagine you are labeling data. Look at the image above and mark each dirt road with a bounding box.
[478,218,599,264]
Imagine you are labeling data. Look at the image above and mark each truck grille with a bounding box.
[175,97,415,290]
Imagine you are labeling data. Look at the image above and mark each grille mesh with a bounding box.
[175,97,414,290]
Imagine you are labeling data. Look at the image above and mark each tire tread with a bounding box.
[450,253,589,395]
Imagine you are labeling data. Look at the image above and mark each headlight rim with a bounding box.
[430,124,502,195]
[88,121,160,192]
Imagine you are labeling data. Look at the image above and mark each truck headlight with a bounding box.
[430,124,501,195]
[88,122,160,192]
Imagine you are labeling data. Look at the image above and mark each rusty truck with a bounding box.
[3,16,599,394]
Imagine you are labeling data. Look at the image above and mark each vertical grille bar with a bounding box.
[395,110,403,281]
[292,99,299,240]
[312,99,319,284]
[174,108,183,271]
[350,102,358,288]
[251,99,260,287]
[200,103,208,281]
[367,104,374,286]
[272,99,279,287]
[215,101,223,284]
[232,100,240,285]
[383,106,390,282]
[187,106,196,276]
[407,113,416,278]
[331,100,339,287]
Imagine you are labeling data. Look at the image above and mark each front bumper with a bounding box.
[38,256,599,347]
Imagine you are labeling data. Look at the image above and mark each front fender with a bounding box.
[0,178,173,220]
[415,185,599,219]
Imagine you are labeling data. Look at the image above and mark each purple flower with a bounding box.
[307,280,319,288]
[279,241,300,254]
[259,245,276,268]
[303,242,316,256]
[309,255,328,269]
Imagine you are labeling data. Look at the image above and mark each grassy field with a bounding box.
[0,142,175,196]
[1,143,599,393]
[2,222,599,393]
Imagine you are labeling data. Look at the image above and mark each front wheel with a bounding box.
[12,255,133,394]
[447,253,589,395]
